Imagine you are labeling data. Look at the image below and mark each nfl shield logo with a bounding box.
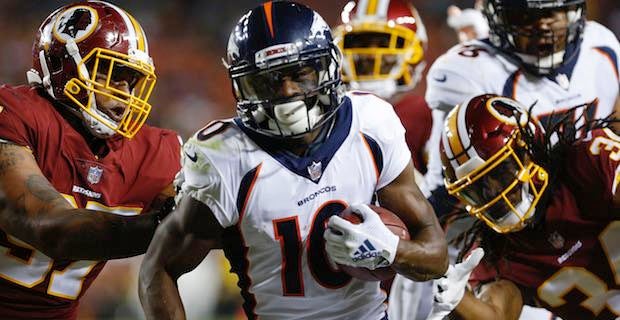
[548,231,565,249]
[87,166,103,184]
[307,161,322,181]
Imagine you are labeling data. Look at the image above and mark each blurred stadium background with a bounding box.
[1,0,618,319]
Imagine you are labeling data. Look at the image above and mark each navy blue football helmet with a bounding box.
[226,1,344,138]
[483,0,586,75]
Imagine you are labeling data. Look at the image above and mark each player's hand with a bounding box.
[324,204,400,270]
[426,248,485,320]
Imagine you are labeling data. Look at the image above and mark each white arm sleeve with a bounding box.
[423,109,447,194]
[425,67,485,112]
[370,98,412,190]
[175,141,239,228]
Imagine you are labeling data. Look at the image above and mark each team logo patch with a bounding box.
[87,166,104,184]
[307,161,322,181]
[53,5,99,43]
[547,231,565,249]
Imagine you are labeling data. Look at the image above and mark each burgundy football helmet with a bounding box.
[333,0,427,98]
[28,1,156,138]
[440,94,549,233]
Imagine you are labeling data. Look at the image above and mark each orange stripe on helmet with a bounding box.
[263,1,275,38]
[445,104,469,166]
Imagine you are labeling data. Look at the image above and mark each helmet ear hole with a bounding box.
[65,80,81,95]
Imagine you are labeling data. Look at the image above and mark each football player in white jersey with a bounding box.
[424,0,620,194]
[138,2,448,320]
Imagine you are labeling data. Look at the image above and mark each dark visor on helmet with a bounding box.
[455,153,523,210]
[235,57,327,102]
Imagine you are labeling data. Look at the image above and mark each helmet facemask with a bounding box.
[441,95,550,233]
[445,132,549,233]
[29,2,157,139]
[64,47,156,139]
[232,44,344,139]
[335,21,425,99]
[484,0,585,75]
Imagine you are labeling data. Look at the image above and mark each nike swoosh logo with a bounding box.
[434,74,447,82]
[185,151,198,162]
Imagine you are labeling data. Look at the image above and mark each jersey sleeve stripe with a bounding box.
[236,163,263,219]
[361,132,383,183]
[502,70,521,100]
[593,47,619,82]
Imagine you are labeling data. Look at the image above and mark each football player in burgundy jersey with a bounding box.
[139,2,448,320]
[428,94,620,320]
[0,1,180,319]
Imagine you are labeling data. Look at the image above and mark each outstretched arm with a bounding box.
[612,95,620,133]
[139,196,222,320]
[0,143,169,260]
[427,248,523,320]
[378,161,449,280]
[451,279,524,320]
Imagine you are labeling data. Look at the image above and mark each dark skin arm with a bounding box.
[377,161,449,280]
[612,95,620,133]
[139,196,221,320]
[0,143,169,260]
[452,279,524,320]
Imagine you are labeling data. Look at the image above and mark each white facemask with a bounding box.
[267,100,322,136]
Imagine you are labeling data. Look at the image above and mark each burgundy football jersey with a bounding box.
[0,85,181,319]
[392,93,432,174]
[470,129,620,320]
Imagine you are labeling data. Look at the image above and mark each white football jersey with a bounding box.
[175,92,411,320]
[426,21,619,120]
[423,21,620,191]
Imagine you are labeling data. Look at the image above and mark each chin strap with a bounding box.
[26,50,56,99]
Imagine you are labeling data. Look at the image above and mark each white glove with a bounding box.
[426,248,485,320]
[324,204,400,270]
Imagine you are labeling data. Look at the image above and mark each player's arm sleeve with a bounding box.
[174,141,239,228]
[0,99,35,149]
[595,22,620,87]
[585,129,620,210]
[425,67,485,112]
[367,98,412,190]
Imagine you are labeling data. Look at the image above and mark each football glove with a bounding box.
[324,204,400,270]
[426,248,485,320]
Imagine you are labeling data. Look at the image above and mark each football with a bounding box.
[336,205,410,281]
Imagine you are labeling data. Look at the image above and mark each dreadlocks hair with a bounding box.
[450,99,619,268]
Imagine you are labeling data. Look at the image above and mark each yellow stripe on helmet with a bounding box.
[125,11,146,52]
[445,104,470,166]
[367,0,378,15]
